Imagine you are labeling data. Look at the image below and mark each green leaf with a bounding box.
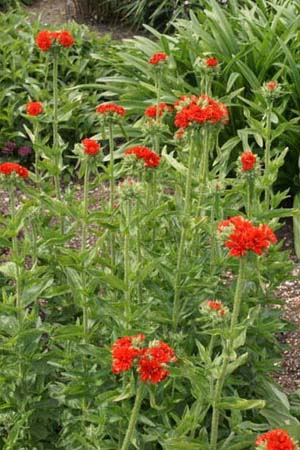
[0,262,17,278]
[219,397,265,410]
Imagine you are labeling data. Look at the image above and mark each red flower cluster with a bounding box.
[124,146,161,168]
[138,341,177,384]
[26,101,44,116]
[205,57,219,67]
[112,334,145,374]
[36,30,75,51]
[240,151,256,171]
[218,216,277,257]
[174,95,229,129]
[82,138,101,156]
[207,300,225,316]
[0,162,29,178]
[255,428,295,450]
[149,52,167,65]
[266,80,278,91]
[145,103,173,118]
[112,335,177,384]
[96,103,126,117]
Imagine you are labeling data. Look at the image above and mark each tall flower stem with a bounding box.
[198,126,210,215]
[246,176,255,218]
[108,120,115,266]
[210,257,246,450]
[9,187,22,324]
[124,199,132,331]
[264,102,273,210]
[136,201,142,304]
[33,122,41,184]
[121,383,144,450]
[81,162,90,341]
[173,132,195,330]
[52,52,61,202]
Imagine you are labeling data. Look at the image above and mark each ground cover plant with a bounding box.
[0,2,300,450]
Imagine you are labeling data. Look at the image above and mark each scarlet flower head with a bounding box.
[255,428,295,450]
[112,336,177,384]
[205,57,219,67]
[96,103,126,117]
[145,103,173,118]
[218,216,277,257]
[111,334,145,374]
[26,101,44,116]
[266,80,278,91]
[138,340,177,384]
[174,94,228,129]
[82,138,101,156]
[149,52,167,65]
[207,300,226,316]
[57,30,75,48]
[240,151,257,171]
[124,146,161,168]
[0,162,29,178]
[36,29,75,51]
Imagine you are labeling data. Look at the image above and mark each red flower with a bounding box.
[240,151,256,171]
[82,138,101,156]
[112,334,145,374]
[149,52,167,65]
[0,162,29,178]
[96,103,126,116]
[205,57,219,67]
[57,30,75,48]
[266,80,278,91]
[218,216,277,257]
[124,146,160,168]
[36,30,52,51]
[36,30,75,51]
[207,301,225,315]
[26,101,44,116]
[145,103,173,118]
[255,429,295,450]
[138,341,177,384]
[174,94,228,129]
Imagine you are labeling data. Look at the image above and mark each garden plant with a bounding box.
[0,0,300,449]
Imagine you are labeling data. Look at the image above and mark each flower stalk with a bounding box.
[81,161,90,341]
[264,102,273,210]
[121,382,144,450]
[210,257,246,450]
[9,186,23,324]
[173,131,195,329]
[108,120,116,266]
[124,198,132,331]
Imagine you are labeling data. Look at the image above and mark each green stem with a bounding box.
[198,126,210,215]
[264,103,272,210]
[124,200,131,331]
[108,120,115,266]
[81,163,89,341]
[210,257,246,450]
[9,188,22,325]
[33,122,40,184]
[52,52,61,201]
[155,71,161,122]
[52,51,64,234]
[246,177,255,218]
[173,133,195,330]
[136,202,142,304]
[81,163,89,252]
[121,383,144,450]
